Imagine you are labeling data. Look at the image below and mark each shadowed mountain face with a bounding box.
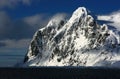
[23,7,120,67]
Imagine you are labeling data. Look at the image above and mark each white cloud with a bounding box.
[51,13,68,20]
[51,13,68,22]
[97,10,120,23]
[97,10,120,31]
[47,13,69,26]
[0,0,32,8]
[23,14,50,27]
[23,13,69,28]
[97,16,112,22]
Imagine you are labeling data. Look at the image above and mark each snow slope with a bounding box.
[23,7,120,67]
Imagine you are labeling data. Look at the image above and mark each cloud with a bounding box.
[0,11,69,50]
[0,12,69,56]
[0,39,31,53]
[23,14,50,27]
[46,13,69,27]
[23,13,69,28]
[0,11,13,39]
[22,0,32,5]
[0,42,6,47]
[0,39,31,49]
[0,11,49,40]
[0,0,33,8]
[51,13,69,20]
[0,12,69,41]
[97,10,120,23]
[97,10,120,31]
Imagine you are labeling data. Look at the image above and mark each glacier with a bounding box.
[23,7,120,67]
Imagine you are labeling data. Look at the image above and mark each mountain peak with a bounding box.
[69,7,87,24]
[73,7,87,16]
[23,7,120,67]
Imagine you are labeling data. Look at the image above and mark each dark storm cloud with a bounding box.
[4,20,38,40]
[0,42,6,47]
[0,12,49,40]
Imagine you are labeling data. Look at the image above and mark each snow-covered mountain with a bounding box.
[23,7,120,67]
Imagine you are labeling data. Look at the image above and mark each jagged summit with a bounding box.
[23,7,120,67]
[69,7,87,23]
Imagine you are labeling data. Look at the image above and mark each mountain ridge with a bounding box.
[23,7,120,67]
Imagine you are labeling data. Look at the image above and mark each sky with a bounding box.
[0,0,120,67]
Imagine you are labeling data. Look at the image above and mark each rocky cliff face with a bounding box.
[23,7,120,67]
